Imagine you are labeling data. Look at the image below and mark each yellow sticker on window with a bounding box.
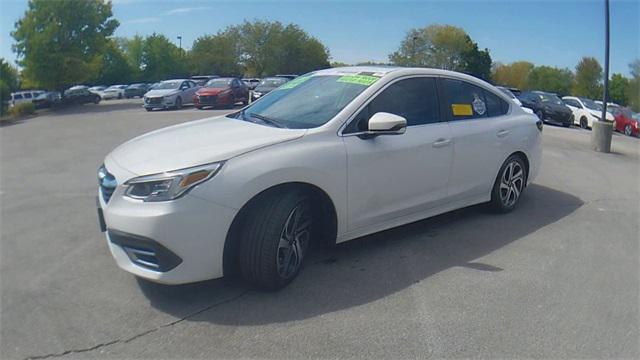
[279,76,312,89]
[452,104,473,116]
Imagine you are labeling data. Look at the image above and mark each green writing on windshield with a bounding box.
[337,75,379,86]
[279,76,312,89]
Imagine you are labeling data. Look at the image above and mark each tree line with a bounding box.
[1,0,639,113]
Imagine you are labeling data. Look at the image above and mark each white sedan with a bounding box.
[97,66,542,289]
[563,96,614,129]
[101,85,127,100]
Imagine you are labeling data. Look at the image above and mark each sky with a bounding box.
[1,0,638,76]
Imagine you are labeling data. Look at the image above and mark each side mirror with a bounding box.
[361,112,407,138]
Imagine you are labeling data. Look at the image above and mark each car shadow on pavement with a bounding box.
[138,184,583,325]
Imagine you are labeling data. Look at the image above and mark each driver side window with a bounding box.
[345,77,440,133]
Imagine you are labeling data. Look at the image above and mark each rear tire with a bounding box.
[238,189,313,290]
[535,110,544,122]
[145,108,152,112]
[489,155,527,213]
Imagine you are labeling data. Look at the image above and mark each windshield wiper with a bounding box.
[248,113,288,128]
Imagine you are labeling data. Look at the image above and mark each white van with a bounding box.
[10,90,45,107]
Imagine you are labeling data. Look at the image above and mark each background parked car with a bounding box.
[9,90,44,107]
[102,85,127,100]
[251,76,290,101]
[612,107,639,137]
[63,86,101,105]
[519,91,572,127]
[124,83,150,98]
[242,78,261,90]
[274,74,298,80]
[496,86,534,114]
[562,96,613,129]
[143,79,200,111]
[190,75,219,86]
[88,85,107,98]
[194,77,249,109]
[32,91,61,109]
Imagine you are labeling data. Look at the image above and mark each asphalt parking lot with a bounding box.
[1,99,638,359]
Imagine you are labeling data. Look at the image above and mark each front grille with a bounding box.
[146,97,162,104]
[98,165,117,203]
[198,95,217,105]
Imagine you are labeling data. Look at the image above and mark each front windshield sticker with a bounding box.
[337,74,379,86]
[452,104,473,116]
[279,76,312,89]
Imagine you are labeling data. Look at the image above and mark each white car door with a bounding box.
[441,78,513,202]
[343,77,453,231]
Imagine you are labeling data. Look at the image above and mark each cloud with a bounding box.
[124,17,161,24]
[164,6,212,15]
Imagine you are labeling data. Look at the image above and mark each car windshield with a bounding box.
[580,98,601,111]
[205,79,231,88]
[255,78,288,90]
[539,93,563,105]
[155,81,181,90]
[231,74,373,129]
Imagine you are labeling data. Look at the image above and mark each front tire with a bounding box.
[536,110,544,122]
[580,117,588,129]
[624,125,633,136]
[238,190,313,290]
[174,97,182,110]
[490,155,527,213]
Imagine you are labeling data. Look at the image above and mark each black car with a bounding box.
[63,86,101,105]
[124,83,150,98]
[251,77,290,101]
[519,91,572,127]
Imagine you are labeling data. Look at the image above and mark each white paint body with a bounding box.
[563,96,613,128]
[100,67,542,284]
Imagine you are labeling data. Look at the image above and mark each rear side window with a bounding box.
[442,79,488,120]
[14,94,23,100]
[24,93,32,99]
[484,89,509,117]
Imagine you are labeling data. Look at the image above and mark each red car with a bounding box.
[612,107,639,137]
[194,77,249,109]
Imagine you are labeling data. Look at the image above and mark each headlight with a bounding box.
[124,162,223,202]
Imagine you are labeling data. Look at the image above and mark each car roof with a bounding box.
[163,79,190,82]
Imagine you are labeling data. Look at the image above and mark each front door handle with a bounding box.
[497,130,510,138]
[432,138,451,148]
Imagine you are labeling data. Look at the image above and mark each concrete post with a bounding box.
[591,120,613,152]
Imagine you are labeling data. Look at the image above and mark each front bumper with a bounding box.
[99,174,238,284]
[143,97,176,109]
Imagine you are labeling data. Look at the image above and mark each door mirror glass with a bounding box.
[367,112,407,135]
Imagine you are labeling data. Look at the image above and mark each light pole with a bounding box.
[177,36,182,52]
[412,36,419,67]
[591,0,613,153]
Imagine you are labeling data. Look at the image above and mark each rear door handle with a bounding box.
[432,138,451,148]
[497,130,510,138]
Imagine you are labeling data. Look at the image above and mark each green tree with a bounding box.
[330,61,350,67]
[527,66,573,96]
[190,29,243,76]
[236,20,330,76]
[116,35,144,80]
[389,24,491,80]
[1,58,20,115]
[492,61,534,90]
[11,0,118,90]
[627,59,640,112]
[93,41,134,85]
[608,73,629,105]
[573,57,603,99]
[140,34,187,82]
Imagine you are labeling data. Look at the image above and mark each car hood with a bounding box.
[589,109,614,121]
[107,116,306,176]
[196,88,228,96]
[145,89,179,97]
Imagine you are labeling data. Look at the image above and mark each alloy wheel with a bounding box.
[499,160,525,208]
[624,125,632,136]
[276,203,311,279]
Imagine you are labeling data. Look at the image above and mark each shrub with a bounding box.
[8,102,36,117]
